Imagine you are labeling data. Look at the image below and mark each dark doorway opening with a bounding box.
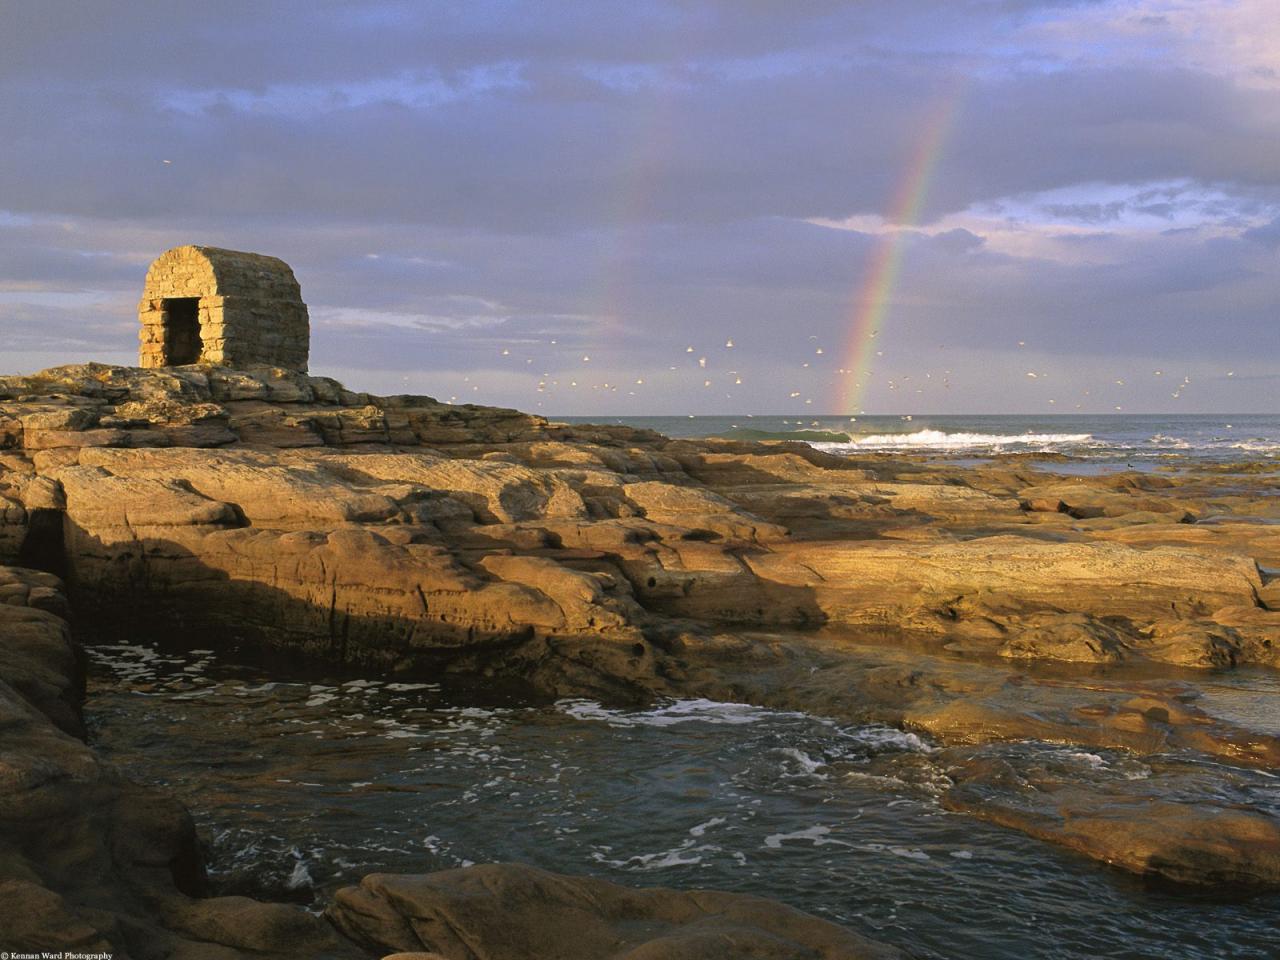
[162,298,202,365]
[17,508,67,579]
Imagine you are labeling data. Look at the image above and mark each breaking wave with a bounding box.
[812,429,1095,452]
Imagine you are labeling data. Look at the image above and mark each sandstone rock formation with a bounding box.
[328,863,905,959]
[2,361,1278,899]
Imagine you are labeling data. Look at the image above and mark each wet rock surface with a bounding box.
[327,863,906,959]
[2,364,1280,954]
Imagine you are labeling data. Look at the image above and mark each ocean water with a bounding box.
[87,642,1280,960]
[555,413,1280,463]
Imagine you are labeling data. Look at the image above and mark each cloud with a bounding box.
[1243,216,1280,249]
[932,228,987,253]
[0,1,1276,413]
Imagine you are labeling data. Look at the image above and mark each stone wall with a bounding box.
[138,245,310,371]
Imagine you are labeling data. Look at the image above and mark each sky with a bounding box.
[2,0,1278,415]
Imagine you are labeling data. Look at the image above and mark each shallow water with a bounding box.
[1193,670,1280,737]
[86,641,1280,960]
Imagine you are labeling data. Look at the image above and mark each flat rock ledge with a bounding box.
[327,863,905,960]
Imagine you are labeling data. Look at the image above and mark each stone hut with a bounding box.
[138,245,309,371]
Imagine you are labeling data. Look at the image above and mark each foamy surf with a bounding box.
[556,697,800,727]
[812,429,1095,452]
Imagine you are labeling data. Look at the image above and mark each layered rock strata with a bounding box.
[1,362,1278,894]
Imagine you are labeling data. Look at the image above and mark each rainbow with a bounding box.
[834,90,964,413]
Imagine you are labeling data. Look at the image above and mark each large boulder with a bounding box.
[327,863,904,960]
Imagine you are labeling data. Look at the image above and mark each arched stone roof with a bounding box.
[140,245,302,302]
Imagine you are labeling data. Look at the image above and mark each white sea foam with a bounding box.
[594,839,718,870]
[844,725,936,754]
[285,858,313,889]
[776,747,827,778]
[88,643,164,680]
[763,825,852,849]
[1146,434,1192,449]
[689,816,727,837]
[557,698,794,728]
[373,717,428,739]
[813,429,1094,452]
[1065,751,1106,769]
[236,682,282,694]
